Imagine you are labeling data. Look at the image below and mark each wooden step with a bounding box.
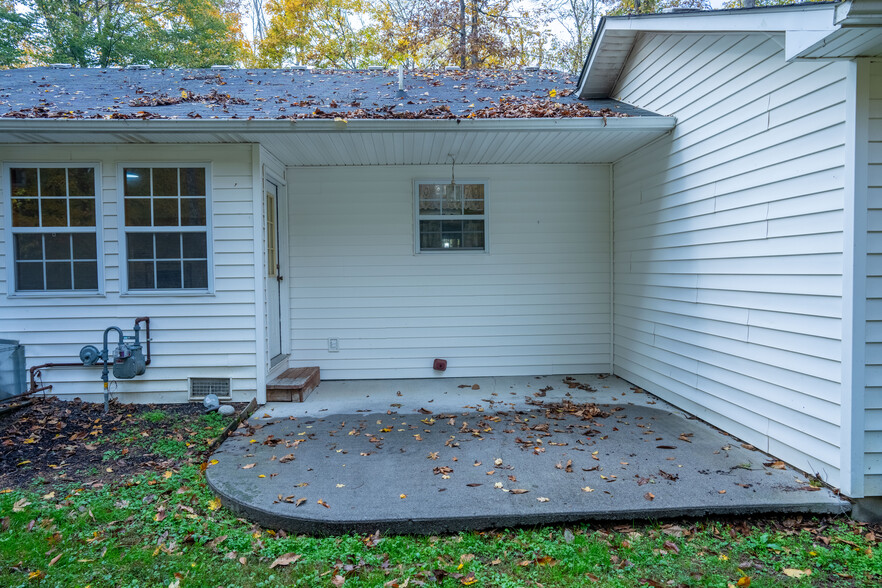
[266,367,320,402]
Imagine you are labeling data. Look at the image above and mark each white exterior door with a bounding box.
[265,180,284,365]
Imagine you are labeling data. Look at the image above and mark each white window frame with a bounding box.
[413,179,489,254]
[3,162,104,297]
[117,163,214,295]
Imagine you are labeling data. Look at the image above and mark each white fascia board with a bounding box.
[790,1,882,60]
[0,116,676,138]
[599,4,838,34]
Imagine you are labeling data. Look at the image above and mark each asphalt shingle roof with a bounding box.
[0,67,658,120]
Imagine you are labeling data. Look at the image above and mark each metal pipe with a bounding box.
[102,326,125,413]
[135,317,151,365]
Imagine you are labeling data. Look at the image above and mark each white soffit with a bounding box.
[789,0,882,59]
[578,3,842,99]
[0,118,676,165]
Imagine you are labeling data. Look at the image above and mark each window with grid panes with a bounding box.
[7,166,100,292]
[415,182,486,252]
[122,167,209,290]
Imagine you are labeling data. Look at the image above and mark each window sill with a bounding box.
[7,292,105,299]
[120,291,215,297]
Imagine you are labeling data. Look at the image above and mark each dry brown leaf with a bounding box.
[764,460,786,470]
[332,574,345,587]
[270,553,302,568]
[644,492,655,501]
[279,454,295,463]
[782,569,811,579]
[509,489,529,494]
[241,463,256,469]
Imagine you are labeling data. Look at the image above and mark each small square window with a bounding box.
[415,181,486,252]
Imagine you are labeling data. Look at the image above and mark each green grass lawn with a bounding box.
[1,402,881,587]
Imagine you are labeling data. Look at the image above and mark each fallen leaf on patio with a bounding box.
[400,494,406,499]
[296,498,306,507]
[258,474,266,478]
[719,490,726,494]
[418,408,433,414]
[269,553,302,568]
[466,483,482,487]
[582,486,594,492]
[537,497,549,502]
[658,469,678,481]
[799,486,822,491]
[280,454,295,463]
[428,452,439,460]
[508,475,517,482]
[380,427,392,433]
[471,384,480,390]
[656,446,676,450]
[764,460,786,469]
[494,482,503,489]
[678,433,693,443]
[474,460,481,466]
[336,484,345,488]
[209,459,218,465]
[494,458,503,466]
[242,463,256,469]
[644,492,654,501]
[318,499,330,508]
[782,569,811,579]
[332,574,345,587]
[486,470,495,475]
[510,488,529,494]
[741,443,757,451]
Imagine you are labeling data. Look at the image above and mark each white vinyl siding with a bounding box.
[0,144,259,403]
[611,33,848,486]
[865,60,882,495]
[287,164,610,379]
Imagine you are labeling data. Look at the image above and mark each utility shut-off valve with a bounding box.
[79,319,148,411]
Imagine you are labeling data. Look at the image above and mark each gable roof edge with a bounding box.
[578,3,841,100]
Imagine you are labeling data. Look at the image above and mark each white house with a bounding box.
[2,1,882,512]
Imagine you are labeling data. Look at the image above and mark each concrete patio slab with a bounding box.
[206,375,849,534]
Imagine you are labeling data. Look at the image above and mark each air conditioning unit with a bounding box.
[0,340,26,401]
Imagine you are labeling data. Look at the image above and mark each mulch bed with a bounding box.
[0,396,242,490]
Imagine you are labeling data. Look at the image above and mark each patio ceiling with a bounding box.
[0,118,675,166]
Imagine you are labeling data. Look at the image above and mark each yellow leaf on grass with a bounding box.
[782,569,811,579]
[208,497,222,511]
[737,576,751,587]
[163,471,173,479]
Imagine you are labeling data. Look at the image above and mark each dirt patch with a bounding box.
[0,396,242,490]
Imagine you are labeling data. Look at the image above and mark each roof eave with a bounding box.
[578,3,842,100]
[0,116,675,137]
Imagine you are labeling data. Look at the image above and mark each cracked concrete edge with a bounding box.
[206,473,852,536]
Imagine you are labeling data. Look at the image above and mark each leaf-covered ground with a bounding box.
[1,398,881,587]
[0,397,242,488]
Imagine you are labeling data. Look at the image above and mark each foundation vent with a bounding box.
[189,377,232,401]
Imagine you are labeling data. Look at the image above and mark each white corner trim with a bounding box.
[841,58,869,499]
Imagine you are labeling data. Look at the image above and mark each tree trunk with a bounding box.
[459,0,466,68]
[469,0,478,68]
